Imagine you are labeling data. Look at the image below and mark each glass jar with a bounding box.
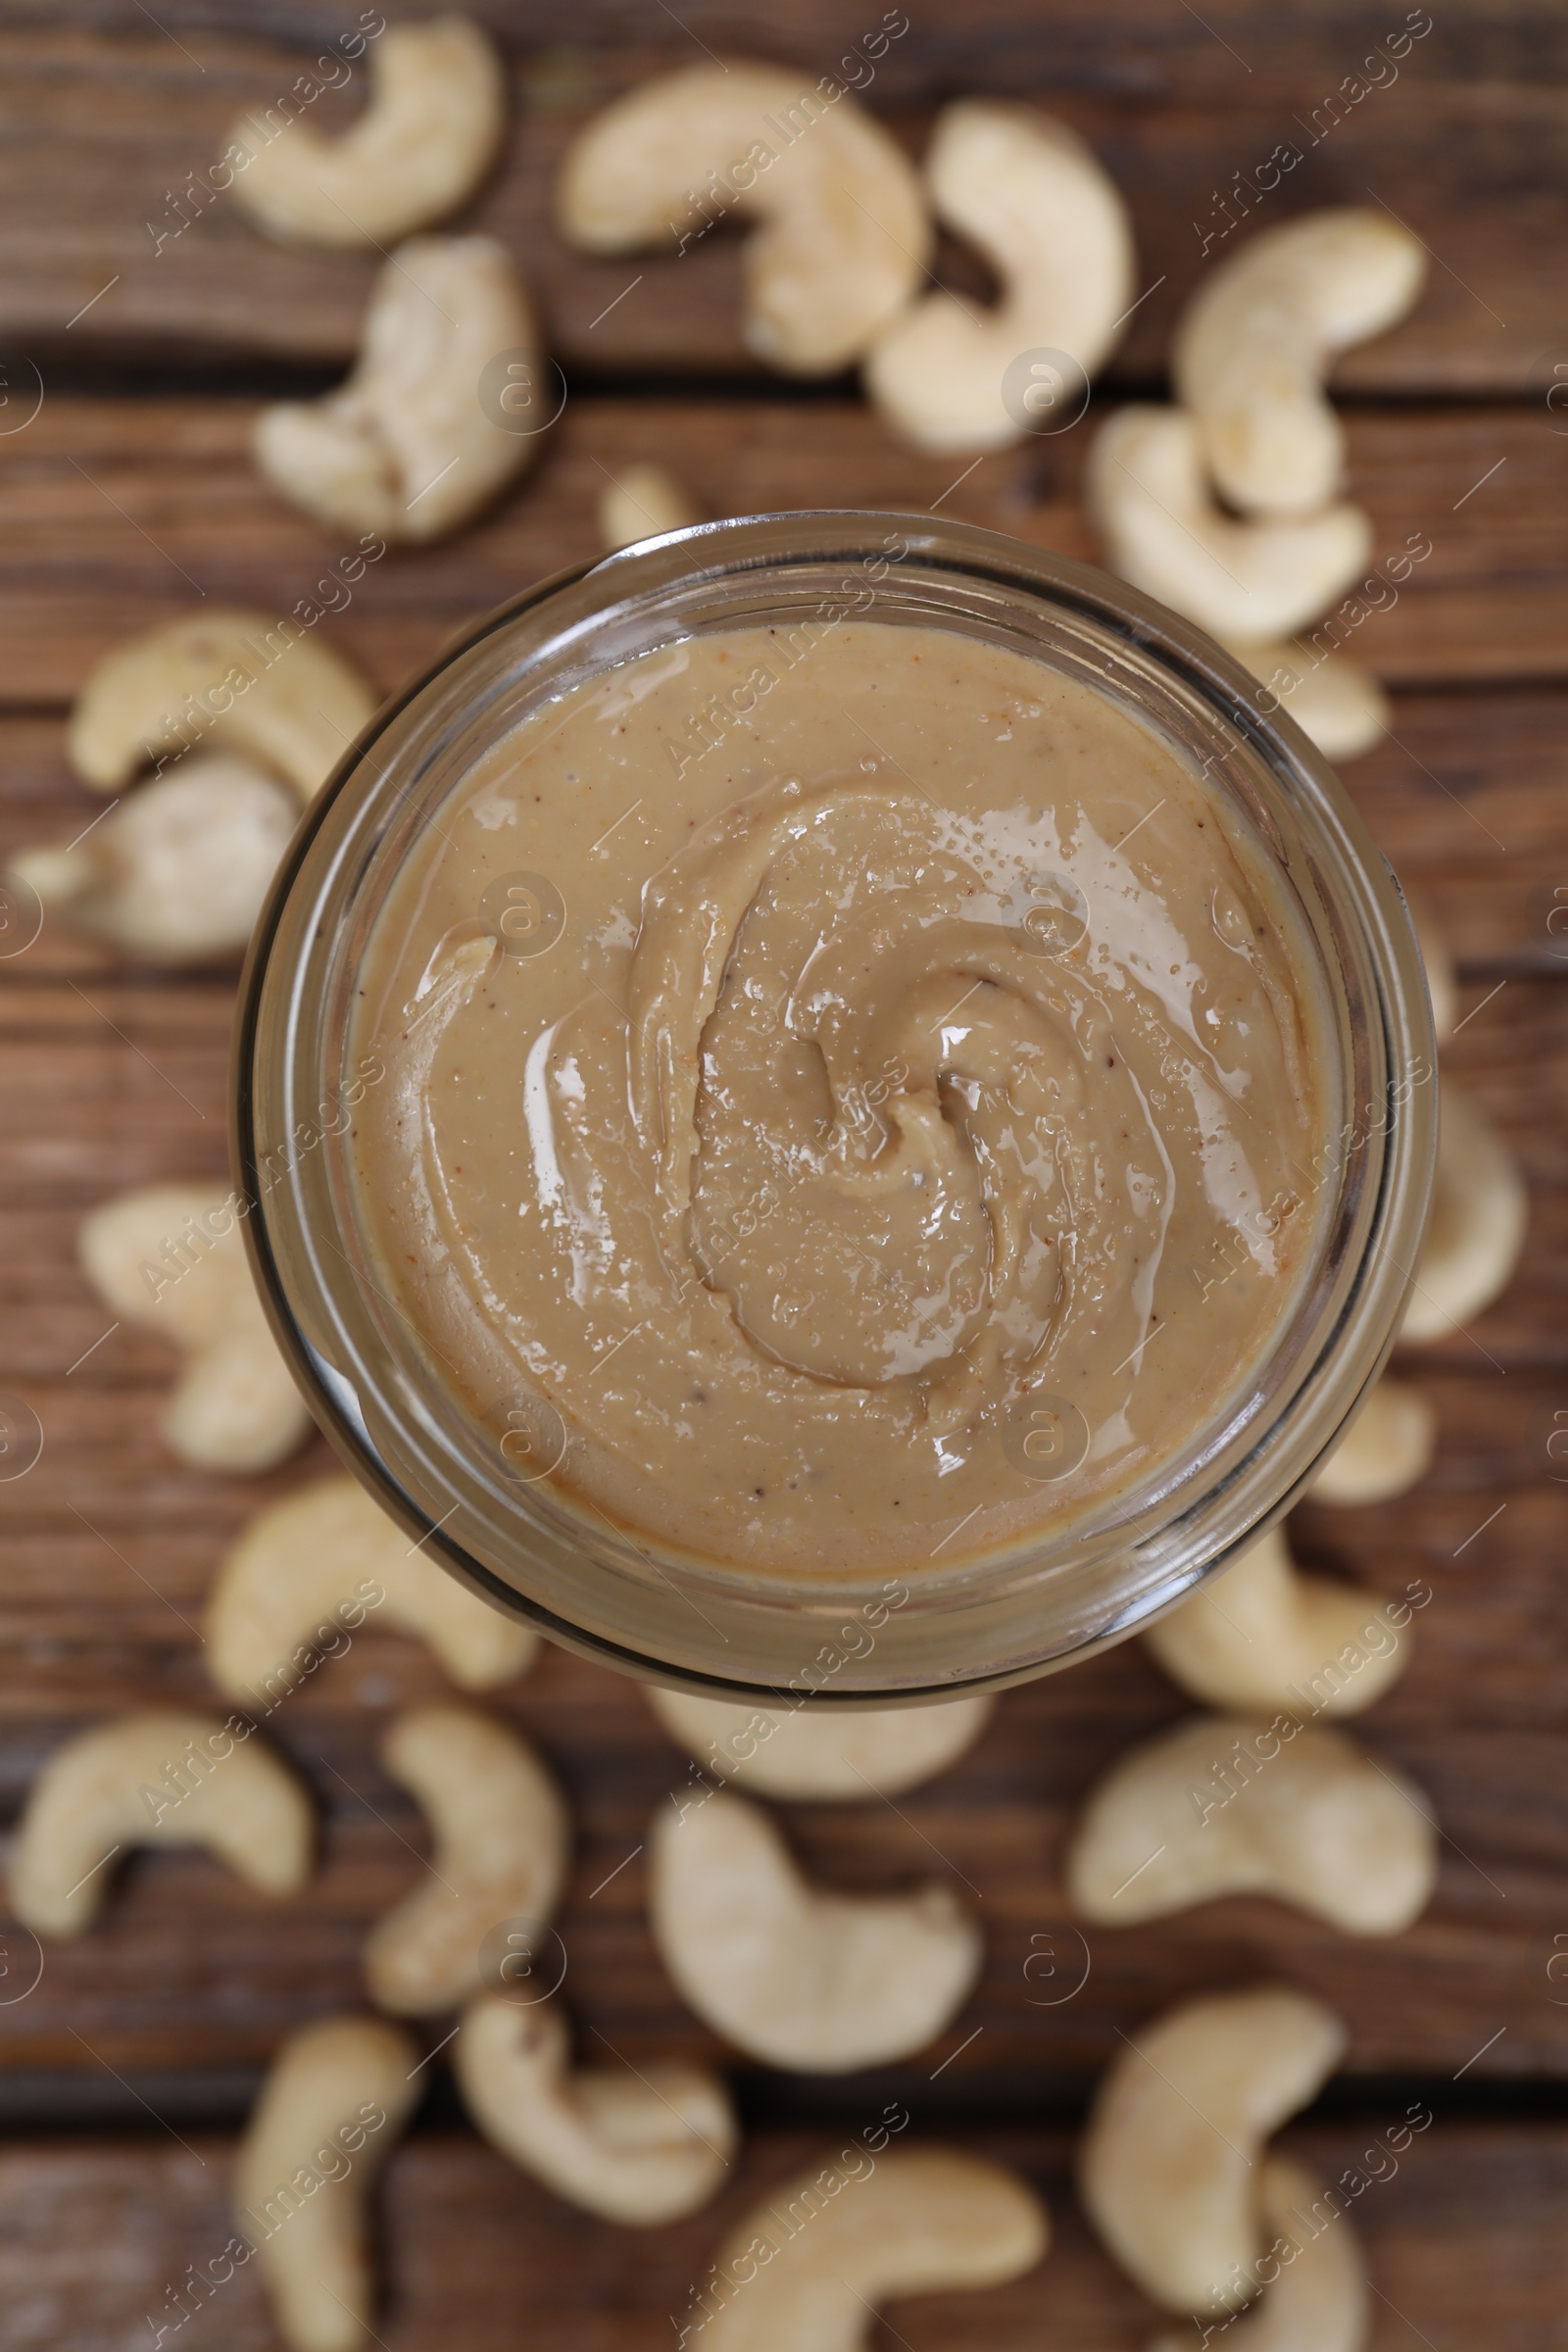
[233,513,1435,1703]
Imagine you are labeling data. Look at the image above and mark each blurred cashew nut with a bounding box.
[69,611,377,802]
[1234,640,1390,763]
[1081,1985,1348,2314]
[230,18,507,250]
[1175,209,1427,517]
[649,1787,980,2071]
[79,1184,312,1474]
[647,1687,994,1800]
[455,1992,736,2224]
[1148,2154,1371,2352]
[208,1477,537,1700]
[695,2145,1047,2348]
[559,65,930,375]
[865,101,1135,454]
[9,1709,311,1938]
[9,757,297,964]
[598,462,705,552]
[1088,406,1372,642]
[235,2015,419,2352]
[1143,1524,1412,1713]
[256,237,542,542]
[1068,1713,1437,1935]
[1400,1078,1527,1342]
[363,1702,568,2014]
[1309,1376,1437,1506]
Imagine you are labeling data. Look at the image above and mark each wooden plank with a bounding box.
[1,2123,1562,2352]
[6,686,1568,981]
[0,24,1565,387]
[0,398,1564,708]
[22,0,1568,98]
[0,615,1563,2082]
[0,1621,1563,2082]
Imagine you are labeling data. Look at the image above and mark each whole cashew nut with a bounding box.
[9,1709,312,1938]
[1233,640,1390,763]
[1309,1376,1437,1506]
[1400,1077,1527,1343]
[9,757,297,963]
[558,65,930,376]
[69,611,378,802]
[255,236,542,542]
[1087,406,1372,643]
[598,462,705,552]
[455,1992,737,2224]
[208,1477,537,1700]
[1143,1524,1412,1715]
[79,1185,313,1474]
[229,18,507,251]
[1080,1985,1348,2316]
[234,2015,420,2352]
[694,2145,1048,2349]
[649,1788,981,2072]
[647,1688,994,1800]
[865,100,1135,455]
[1174,209,1427,518]
[363,1702,568,2014]
[1148,2154,1371,2352]
[1067,1713,1437,1935]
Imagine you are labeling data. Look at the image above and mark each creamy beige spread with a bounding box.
[348,622,1331,1577]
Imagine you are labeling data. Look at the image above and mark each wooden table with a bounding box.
[0,4,1565,2345]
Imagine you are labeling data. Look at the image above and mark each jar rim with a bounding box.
[233,512,1436,1702]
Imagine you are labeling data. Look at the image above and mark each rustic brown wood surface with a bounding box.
[1,17,1565,386]
[2,2123,1563,2352]
[1,1,1565,2344]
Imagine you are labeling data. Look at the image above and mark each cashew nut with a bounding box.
[455,1992,736,2224]
[1067,1714,1437,1935]
[79,1185,312,1473]
[8,756,297,963]
[1400,1077,1527,1343]
[1232,641,1389,762]
[598,462,705,552]
[69,611,377,802]
[363,1702,568,2014]
[9,1709,311,1938]
[1174,209,1427,519]
[865,100,1134,455]
[648,1788,980,2072]
[229,18,506,251]
[1142,1524,1410,1715]
[647,1689,994,1800]
[1309,1376,1437,1506]
[558,65,930,376]
[694,2145,1047,2348]
[234,2015,420,2352]
[255,236,541,543]
[1080,1985,1348,2315]
[209,1477,537,1699]
[1087,406,1372,643]
[1148,2154,1370,2352]
[1405,883,1456,1045]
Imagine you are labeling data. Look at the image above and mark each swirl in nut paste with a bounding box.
[351,623,1331,1576]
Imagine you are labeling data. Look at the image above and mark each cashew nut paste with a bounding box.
[349,623,1332,1577]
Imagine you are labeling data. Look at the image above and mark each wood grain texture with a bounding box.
[1,2123,1564,2352]
[0,388,1564,2086]
[0,26,1562,2346]
[0,398,1563,710]
[0,24,1563,385]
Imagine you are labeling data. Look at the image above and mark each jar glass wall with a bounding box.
[233,514,1435,1702]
